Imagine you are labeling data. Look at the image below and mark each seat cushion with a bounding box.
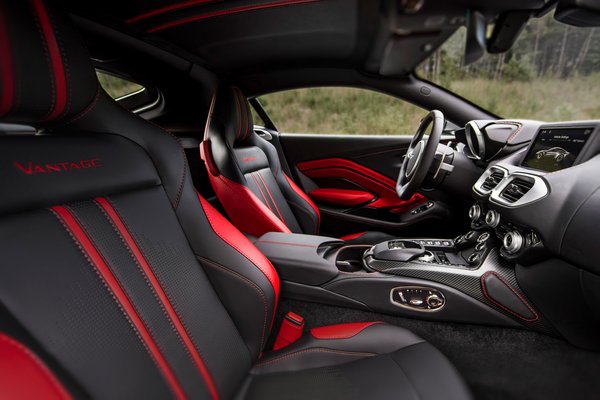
[241,322,471,400]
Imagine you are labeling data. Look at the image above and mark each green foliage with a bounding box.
[260,87,425,135]
[97,71,143,99]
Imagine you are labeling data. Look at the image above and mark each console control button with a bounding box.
[465,230,477,240]
[477,232,490,243]
[391,287,445,312]
[468,253,480,264]
[475,242,486,251]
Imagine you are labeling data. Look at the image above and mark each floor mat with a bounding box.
[273,299,600,400]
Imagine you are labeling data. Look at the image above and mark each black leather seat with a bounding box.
[201,86,395,245]
[0,1,471,399]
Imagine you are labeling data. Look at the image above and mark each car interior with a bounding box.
[1,0,599,399]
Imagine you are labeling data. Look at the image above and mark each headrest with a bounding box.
[0,0,98,126]
[206,86,255,146]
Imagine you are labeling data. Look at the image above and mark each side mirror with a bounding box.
[464,10,487,65]
[555,0,600,27]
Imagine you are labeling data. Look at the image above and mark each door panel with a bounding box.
[279,134,440,236]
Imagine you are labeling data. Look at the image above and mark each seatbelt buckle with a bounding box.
[272,311,304,351]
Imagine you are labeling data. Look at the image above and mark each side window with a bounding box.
[257,87,426,135]
[96,71,159,113]
[97,71,144,99]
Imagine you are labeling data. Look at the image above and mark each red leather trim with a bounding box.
[481,271,539,322]
[0,333,71,400]
[310,322,382,340]
[32,0,67,121]
[50,205,186,400]
[284,174,321,224]
[309,188,374,207]
[95,198,219,400]
[126,0,221,23]
[148,0,320,32]
[297,158,426,210]
[200,140,219,176]
[0,7,14,116]
[338,231,367,241]
[197,193,280,310]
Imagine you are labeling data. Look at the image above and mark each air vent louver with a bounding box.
[481,170,505,191]
[500,178,534,203]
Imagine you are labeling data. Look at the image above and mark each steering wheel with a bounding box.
[396,110,445,200]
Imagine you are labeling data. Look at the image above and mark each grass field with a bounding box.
[259,75,600,134]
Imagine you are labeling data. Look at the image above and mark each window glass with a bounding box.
[258,87,426,135]
[97,71,144,99]
[417,14,600,120]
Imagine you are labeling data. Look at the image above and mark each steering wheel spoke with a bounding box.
[396,110,445,200]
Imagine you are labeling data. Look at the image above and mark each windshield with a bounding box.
[417,14,599,121]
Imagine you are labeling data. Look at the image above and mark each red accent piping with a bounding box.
[95,198,219,400]
[148,0,320,33]
[256,171,286,225]
[310,322,382,340]
[32,0,67,121]
[50,205,186,400]
[255,240,317,248]
[0,7,14,116]
[250,172,274,214]
[0,333,71,400]
[126,0,222,23]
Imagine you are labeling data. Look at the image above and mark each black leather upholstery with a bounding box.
[202,85,395,244]
[0,1,471,399]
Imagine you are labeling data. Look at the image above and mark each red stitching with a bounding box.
[255,240,316,248]
[481,271,539,322]
[199,257,268,350]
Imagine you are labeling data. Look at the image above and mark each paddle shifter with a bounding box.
[370,240,427,262]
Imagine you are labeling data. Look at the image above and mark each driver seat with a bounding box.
[201,86,394,244]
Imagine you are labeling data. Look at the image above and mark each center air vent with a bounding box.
[481,170,505,191]
[500,178,534,203]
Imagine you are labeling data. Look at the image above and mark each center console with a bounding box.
[254,223,551,331]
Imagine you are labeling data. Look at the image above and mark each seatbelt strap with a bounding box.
[272,311,304,351]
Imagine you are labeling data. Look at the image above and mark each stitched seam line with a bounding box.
[257,171,286,224]
[481,271,539,322]
[250,172,273,213]
[198,257,268,350]
[48,207,171,392]
[31,3,56,120]
[93,199,198,370]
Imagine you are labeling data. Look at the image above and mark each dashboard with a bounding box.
[466,120,600,270]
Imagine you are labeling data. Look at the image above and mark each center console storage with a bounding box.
[253,230,546,331]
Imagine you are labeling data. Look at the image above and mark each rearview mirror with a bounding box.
[464,10,486,65]
[555,0,600,27]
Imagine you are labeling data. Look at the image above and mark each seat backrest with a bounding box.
[202,86,321,237]
[0,1,278,398]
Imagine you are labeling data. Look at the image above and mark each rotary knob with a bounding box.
[503,231,524,254]
[468,204,481,222]
[426,294,444,308]
[485,210,501,228]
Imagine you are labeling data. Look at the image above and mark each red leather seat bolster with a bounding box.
[0,333,71,400]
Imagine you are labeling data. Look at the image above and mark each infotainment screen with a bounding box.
[522,127,594,172]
